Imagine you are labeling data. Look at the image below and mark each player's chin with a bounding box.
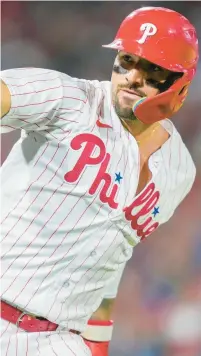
[116,93,132,109]
[114,102,134,121]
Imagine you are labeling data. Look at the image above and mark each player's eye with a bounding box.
[150,64,163,72]
[145,78,159,88]
[122,55,133,63]
[154,66,162,72]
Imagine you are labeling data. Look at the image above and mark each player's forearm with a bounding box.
[82,299,115,356]
[82,265,126,354]
[0,80,11,118]
[90,298,115,321]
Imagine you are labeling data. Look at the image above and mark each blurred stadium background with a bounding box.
[1,1,201,355]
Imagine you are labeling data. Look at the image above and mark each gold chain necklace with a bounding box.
[120,118,161,145]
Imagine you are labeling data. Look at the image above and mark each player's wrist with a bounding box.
[81,319,113,342]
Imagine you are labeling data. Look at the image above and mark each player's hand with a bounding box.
[81,320,113,356]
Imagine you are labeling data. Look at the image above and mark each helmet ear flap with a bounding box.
[133,78,190,124]
[133,90,177,124]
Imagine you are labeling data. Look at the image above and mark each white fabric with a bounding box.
[103,261,126,298]
[0,68,196,335]
[0,319,91,356]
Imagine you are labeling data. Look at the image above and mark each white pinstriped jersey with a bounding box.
[0,319,91,356]
[0,68,196,332]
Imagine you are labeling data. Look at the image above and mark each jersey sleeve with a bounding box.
[0,68,88,134]
[103,261,126,299]
[175,157,196,207]
[166,148,196,221]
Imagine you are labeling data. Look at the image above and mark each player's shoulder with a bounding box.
[170,120,195,173]
[51,69,111,92]
[56,71,111,104]
[163,119,196,203]
[162,119,196,176]
[84,80,111,106]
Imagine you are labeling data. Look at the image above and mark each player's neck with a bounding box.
[120,117,170,163]
[120,118,160,145]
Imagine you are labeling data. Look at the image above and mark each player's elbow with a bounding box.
[90,298,116,321]
[1,80,11,118]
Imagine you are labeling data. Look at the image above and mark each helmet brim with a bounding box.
[103,39,195,77]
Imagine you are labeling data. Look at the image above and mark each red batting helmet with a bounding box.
[103,7,199,124]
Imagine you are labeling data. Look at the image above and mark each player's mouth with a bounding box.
[120,89,144,98]
[118,88,144,103]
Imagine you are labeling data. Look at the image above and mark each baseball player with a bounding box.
[0,6,199,356]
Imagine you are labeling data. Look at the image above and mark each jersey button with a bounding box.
[90,251,96,257]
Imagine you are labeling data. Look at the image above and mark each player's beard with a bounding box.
[113,93,136,121]
[112,81,146,122]
[112,88,139,121]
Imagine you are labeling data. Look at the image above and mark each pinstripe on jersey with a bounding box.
[0,319,91,356]
[0,68,196,334]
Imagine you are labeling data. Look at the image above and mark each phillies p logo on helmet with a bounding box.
[136,23,157,44]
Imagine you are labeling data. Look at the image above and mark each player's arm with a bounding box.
[90,298,115,321]
[0,68,64,133]
[1,80,11,118]
[0,68,87,134]
[82,262,126,356]
[82,299,115,356]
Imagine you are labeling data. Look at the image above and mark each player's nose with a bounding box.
[125,68,144,87]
